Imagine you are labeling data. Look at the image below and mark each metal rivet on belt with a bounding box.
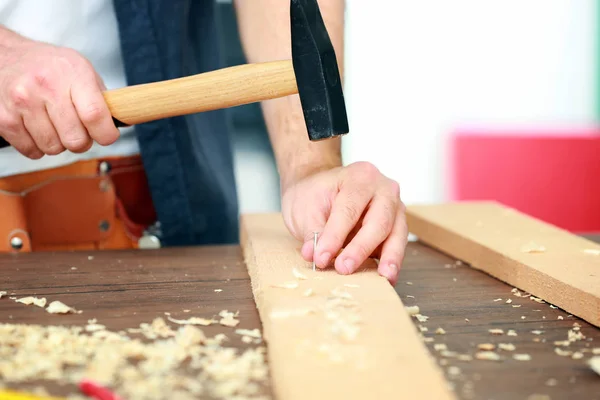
[99,161,111,175]
[10,236,23,251]
[99,179,111,192]
[98,220,110,232]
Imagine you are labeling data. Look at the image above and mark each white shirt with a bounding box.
[0,0,139,178]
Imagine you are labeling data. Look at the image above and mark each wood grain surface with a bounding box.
[1,237,599,399]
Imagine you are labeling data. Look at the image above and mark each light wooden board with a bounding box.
[406,201,600,328]
[240,213,455,400]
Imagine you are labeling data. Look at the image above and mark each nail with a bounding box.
[342,258,355,274]
[320,252,331,267]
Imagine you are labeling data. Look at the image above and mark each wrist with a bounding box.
[0,26,30,48]
[279,145,342,193]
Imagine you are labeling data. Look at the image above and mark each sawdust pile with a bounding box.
[0,317,270,400]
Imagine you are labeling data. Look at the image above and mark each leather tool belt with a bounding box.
[0,154,159,253]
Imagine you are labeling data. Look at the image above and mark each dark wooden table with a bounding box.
[1,237,599,400]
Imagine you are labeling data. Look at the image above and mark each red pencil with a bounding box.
[79,379,123,400]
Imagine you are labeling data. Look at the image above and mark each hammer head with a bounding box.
[290,0,349,141]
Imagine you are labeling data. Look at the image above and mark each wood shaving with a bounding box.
[589,357,600,376]
[405,305,420,316]
[555,348,573,357]
[16,296,47,308]
[46,300,77,314]
[512,305,522,308]
[513,354,531,361]
[478,344,495,351]
[271,281,298,289]
[241,336,253,344]
[498,343,516,351]
[218,310,240,327]
[214,289,223,293]
[493,298,502,302]
[292,267,308,280]
[419,325,428,333]
[520,242,546,253]
[435,327,446,335]
[167,316,217,327]
[302,288,314,297]
[434,343,448,351]
[521,316,526,320]
[415,314,429,323]
[488,329,504,335]
[406,295,415,299]
[183,310,191,313]
[405,281,413,285]
[530,296,545,304]
[506,329,516,336]
[0,319,269,400]
[343,283,360,288]
[447,366,461,376]
[592,348,600,355]
[0,291,6,299]
[235,329,261,339]
[558,316,564,320]
[505,299,513,304]
[549,305,558,309]
[531,330,544,335]
[583,249,600,256]
[475,351,501,361]
[554,340,570,347]
[572,352,584,360]
[545,378,558,387]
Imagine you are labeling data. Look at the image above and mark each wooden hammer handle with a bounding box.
[104,60,298,126]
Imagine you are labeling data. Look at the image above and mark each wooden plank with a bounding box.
[406,201,600,328]
[240,213,455,400]
[399,237,600,400]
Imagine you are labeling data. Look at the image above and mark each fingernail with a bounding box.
[342,258,355,274]
[320,252,331,267]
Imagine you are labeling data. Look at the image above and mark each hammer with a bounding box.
[0,0,348,149]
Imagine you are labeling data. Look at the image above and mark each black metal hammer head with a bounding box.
[290,0,349,141]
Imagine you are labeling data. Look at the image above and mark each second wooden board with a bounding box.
[406,201,600,328]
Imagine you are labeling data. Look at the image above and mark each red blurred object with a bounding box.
[79,379,123,400]
[448,129,600,233]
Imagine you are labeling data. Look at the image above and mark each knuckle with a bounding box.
[351,161,380,180]
[9,83,30,108]
[389,179,401,199]
[79,103,105,125]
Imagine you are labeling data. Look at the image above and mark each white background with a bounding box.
[234,0,598,211]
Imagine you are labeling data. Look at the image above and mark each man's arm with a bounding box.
[233,0,345,192]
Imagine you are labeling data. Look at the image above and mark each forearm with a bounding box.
[233,0,345,191]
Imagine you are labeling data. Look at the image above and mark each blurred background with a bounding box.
[219,0,600,233]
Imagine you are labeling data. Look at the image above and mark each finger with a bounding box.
[21,103,64,155]
[377,204,408,286]
[315,186,373,269]
[70,70,119,146]
[0,116,43,159]
[334,193,397,275]
[45,93,92,153]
